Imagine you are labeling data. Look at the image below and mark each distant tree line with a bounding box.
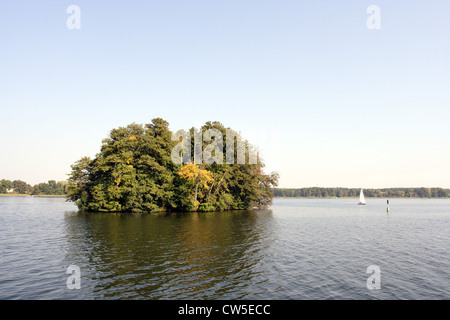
[273,187,450,198]
[0,179,68,195]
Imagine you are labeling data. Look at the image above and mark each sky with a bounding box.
[0,0,449,188]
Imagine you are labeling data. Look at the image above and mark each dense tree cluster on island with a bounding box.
[66,118,279,213]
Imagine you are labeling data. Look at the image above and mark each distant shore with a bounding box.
[0,194,66,198]
[273,187,450,199]
[273,196,449,199]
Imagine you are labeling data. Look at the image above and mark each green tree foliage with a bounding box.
[67,118,279,213]
[33,180,68,195]
[13,180,33,194]
[273,187,450,198]
[0,179,14,193]
[1,179,68,195]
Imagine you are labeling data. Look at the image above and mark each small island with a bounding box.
[66,118,279,213]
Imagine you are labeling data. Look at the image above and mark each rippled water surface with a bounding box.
[1,197,449,299]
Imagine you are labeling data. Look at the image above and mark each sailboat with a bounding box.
[358,189,366,205]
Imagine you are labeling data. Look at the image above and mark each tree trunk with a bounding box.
[207,177,216,201]
[213,172,227,196]
[194,182,199,204]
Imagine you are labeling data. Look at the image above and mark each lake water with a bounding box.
[0,197,449,300]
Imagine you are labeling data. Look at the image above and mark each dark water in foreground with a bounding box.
[0,197,449,299]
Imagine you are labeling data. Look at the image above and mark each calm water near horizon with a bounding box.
[0,197,449,300]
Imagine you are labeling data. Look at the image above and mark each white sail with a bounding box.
[358,189,366,205]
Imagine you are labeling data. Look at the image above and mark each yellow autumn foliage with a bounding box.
[178,164,213,188]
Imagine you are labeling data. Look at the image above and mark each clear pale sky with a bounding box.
[0,1,449,188]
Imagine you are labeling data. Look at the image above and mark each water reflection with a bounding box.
[63,209,275,299]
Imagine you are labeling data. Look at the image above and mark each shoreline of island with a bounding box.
[1,194,448,200]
